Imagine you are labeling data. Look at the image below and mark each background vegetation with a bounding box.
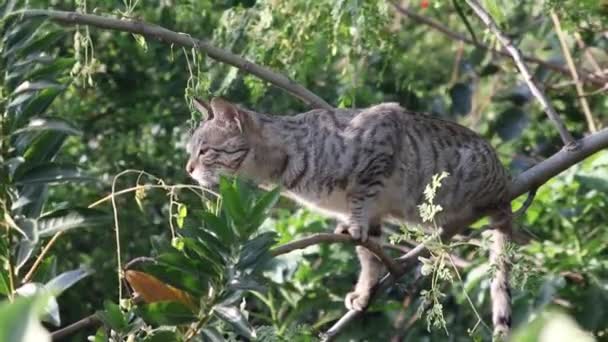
[1,0,607,341]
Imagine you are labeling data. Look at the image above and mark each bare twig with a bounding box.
[22,231,64,284]
[388,1,607,87]
[51,313,100,340]
[551,11,597,133]
[14,9,333,110]
[271,233,402,277]
[323,127,608,339]
[464,0,575,147]
[574,32,605,78]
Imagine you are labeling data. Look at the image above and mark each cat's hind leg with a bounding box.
[345,223,384,311]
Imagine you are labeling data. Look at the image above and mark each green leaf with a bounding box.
[247,186,281,234]
[449,82,472,117]
[0,296,51,342]
[15,163,95,185]
[44,267,92,296]
[12,80,64,96]
[236,232,276,270]
[137,301,198,326]
[200,211,235,245]
[37,208,110,237]
[219,177,247,227]
[482,0,505,25]
[0,271,10,296]
[13,87,64,130]
[97,300,127,332]
[12,117,81,136]
[213,305,256,339]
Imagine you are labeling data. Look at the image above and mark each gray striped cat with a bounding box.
[186,97,513,337]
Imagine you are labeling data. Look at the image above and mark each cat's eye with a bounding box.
[199,148,209,155]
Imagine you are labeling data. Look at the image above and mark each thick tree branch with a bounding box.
[271,233,402,277]
[388,1,607,87]
[464,0,575,146]
[14,9,333,110]
[323,127,608,340]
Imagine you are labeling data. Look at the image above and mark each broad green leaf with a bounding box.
[219,177,247,227]
[14,283,60,327]
[182,237,225,270]
[247,186,281,234]
[97,300,127,332]
[12,80,63,96]
[200,211,235,245]
[236,232,276,270]
[12,117,81,136]
[493,107,529,141]
[13,87,64,130]
[213,305,256,339]
[17,130,66,164]
[37,208,110,237]
[137,301,198,326]
[0,297,51,342]
[449,82,472,117]
[44,267,92,296]
[0,271,10,296]
[14,163,94,185]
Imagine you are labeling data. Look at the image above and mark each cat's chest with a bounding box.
[284,188,349,220]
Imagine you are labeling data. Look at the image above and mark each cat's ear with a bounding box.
[193,97,213,120]
[210,97,246,133]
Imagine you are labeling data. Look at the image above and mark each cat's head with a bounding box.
[186,97,256,188]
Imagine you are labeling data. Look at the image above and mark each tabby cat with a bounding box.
[186,97,513,336]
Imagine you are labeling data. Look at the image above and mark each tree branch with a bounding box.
[271,233,402,277]
[14,9,333,110]
[51,313,100,341]
[463,0,575,147]
[551,11,597,133]
[388,1,607,87]
[322,127,608,340]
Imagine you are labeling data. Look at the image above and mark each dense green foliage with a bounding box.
[1,0,607,341]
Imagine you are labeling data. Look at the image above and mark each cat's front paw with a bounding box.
[334,223,368,241]
[344,290,371,311]
[334,222,349,235]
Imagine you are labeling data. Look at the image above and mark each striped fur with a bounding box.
[186,98,513,335]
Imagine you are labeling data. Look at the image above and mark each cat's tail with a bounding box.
[490,209,512,340]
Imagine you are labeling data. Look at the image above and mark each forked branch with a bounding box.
[14,9,333,110]
[463,0,575,147]
[388,1,607,87]
[271,233,403,277]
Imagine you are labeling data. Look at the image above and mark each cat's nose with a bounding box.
[186,161,194,174]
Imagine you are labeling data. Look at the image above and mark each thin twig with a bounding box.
[551,11,597,133]
[51,313,100,341]
[271,233,402,277]
[574,32,605,77]
[388,1,606,86]
[464,0,575,147]
[13,9,333,110]
[21,231,64,284]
